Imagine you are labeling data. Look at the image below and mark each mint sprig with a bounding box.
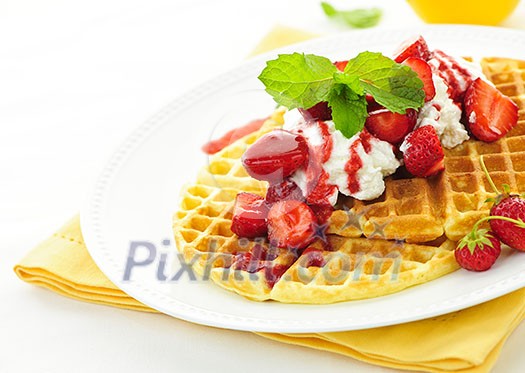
[321,2,382,29]
[258,51,425,139]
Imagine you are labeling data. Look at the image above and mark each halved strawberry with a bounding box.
[402,125,445,178]
[393,35,431,63]
[403,57,436,101]
[242,129,309,182]
[267,200,316,249]
[365,108,417,145]
[334,60,348,72]
[265,179,304,204]
[464,78,519,142]
[299,101,332,121]
[231,193,269,238]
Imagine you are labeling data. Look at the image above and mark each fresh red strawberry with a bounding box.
[393,35,431,63]
[334,60,348,71]
[365,108,417,145]
[267,200,316,249]
[299,102,332,121]
[402,125,445,177]
[490,196,525,251]
[242,129,309,182]
[403,57,436,101]
[464,78,518,142]
[231,193,269,238]
[455,230,501,271]
[472,156,525,252]
[265,179,304,204]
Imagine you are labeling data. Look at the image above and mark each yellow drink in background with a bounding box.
[407,0,520,25]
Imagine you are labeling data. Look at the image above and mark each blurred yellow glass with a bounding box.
[407,0,520,25]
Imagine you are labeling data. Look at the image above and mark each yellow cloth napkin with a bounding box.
[14,25,525,373]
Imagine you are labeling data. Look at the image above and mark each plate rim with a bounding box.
[81,24,525,333]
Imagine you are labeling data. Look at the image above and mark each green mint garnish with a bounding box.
[258,53,337,110]
[321,2,382,29]
[258,52,425,139]
[327,84,367,138]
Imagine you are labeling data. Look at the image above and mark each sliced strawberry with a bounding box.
[365,108,417,145]
[265,179,304,204]
[242,129,309,182]
[403,57,436,101]
[267,200,316,249]
[231,193,269,238]
[393,35,431,63]
[464,78,519,142]
[334,60,348,72]
[402,125,445,178]
[299,102,332,121]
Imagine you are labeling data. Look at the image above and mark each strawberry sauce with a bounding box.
[293,120,337,207]
[345,140,363,195]
[430,50,474,102]
[317,120,334,163]
[202,117,268,155]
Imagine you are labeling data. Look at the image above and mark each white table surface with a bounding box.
[2,1,525,372]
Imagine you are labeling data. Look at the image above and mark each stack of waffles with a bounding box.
[172,57,525,304]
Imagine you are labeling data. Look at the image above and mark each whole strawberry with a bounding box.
[455,230,501,271]
[401,125,445,178]
[490,196,525,251]
[479,155,525,251]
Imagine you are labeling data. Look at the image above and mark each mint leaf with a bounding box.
[344,52,425,113]
[321,2,382,29]
[333,72,363,95]
[258,53,337,110]
[328,84,367,138]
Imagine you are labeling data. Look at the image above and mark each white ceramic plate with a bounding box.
[81,25,525,333]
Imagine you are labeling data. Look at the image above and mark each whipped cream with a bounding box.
[415,74,469,149]
[283,109,400,202]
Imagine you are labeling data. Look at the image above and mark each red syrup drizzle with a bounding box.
[344,129,374,196]
[202,117,268,155]
[431,50,475,103]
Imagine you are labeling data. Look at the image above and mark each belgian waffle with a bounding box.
[172,57,524,303]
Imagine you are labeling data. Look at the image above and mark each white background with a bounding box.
[2,0,525,372]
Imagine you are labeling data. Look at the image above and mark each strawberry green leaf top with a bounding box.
[258,51,425,139]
